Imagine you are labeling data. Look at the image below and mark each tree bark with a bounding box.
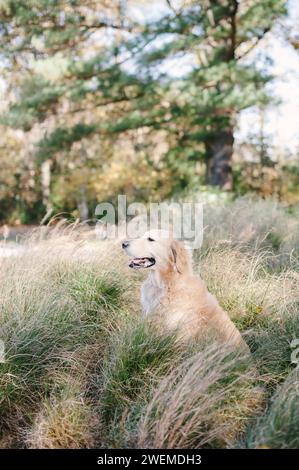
[41,159,52,212]
[206,127,234,190]
[204,0,238,190]
[77,185,89,221]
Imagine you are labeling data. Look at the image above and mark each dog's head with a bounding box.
[122,230,191,274]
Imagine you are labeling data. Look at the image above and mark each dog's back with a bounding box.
[151,273,249,352]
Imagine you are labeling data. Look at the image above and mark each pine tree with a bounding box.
[0,0,287,198]
[126,0,287,188]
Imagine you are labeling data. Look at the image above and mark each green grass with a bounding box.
[0,196,298,448]
[0,241,132,443]
[94,322,182,447]
[248,311,299,381]
[99,323,179,422]
[246,368,299,449]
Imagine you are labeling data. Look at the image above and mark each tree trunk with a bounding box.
[206,127,234,190]
[204,0,238,191]
[77,185,89,221]
[41,159,52,212]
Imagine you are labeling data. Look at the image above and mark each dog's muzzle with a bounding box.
[122,241,156,269]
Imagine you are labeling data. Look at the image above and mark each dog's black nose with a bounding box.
[122,240,129,249]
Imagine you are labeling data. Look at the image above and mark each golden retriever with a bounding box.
[122,230,249,351]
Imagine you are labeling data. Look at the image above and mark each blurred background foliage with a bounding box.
[0,0,298,224]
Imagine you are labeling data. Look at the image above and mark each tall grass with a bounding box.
[0,197,298,448]
[0,229,134,445]
[246,368,299,449]
[198,195,299,270]
[137,345,264,449]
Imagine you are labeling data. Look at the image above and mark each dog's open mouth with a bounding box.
[129,257,156,269]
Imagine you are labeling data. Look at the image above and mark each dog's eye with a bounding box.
[147,237,155,242]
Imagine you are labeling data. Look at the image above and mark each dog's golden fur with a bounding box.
[123,230,249,351]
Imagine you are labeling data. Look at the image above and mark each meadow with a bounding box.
[0,195,298,449]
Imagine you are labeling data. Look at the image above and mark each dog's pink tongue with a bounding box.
[129,257,155,269]
[129,258,144,269]
[129,258,153,269]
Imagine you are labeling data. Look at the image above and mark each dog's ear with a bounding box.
[170,239,192,274]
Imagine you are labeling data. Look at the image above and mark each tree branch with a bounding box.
[236,28,271,60]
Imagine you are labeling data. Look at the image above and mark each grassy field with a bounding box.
[0,196,299,449]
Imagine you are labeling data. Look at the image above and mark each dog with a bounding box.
[122,230,249,351]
